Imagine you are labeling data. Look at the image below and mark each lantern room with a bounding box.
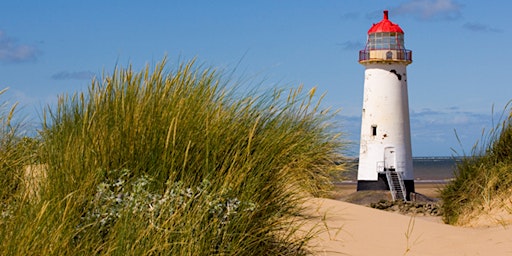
[359,10,412,64]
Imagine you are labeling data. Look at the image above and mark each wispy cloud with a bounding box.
[51,71,95,80]
[410,108,496,155]
[338,40,364,51]
[393,0,463,20]
[340,12,360,21]
[0,30,41,63]
[410,108,490,126]
[463,22,503,33]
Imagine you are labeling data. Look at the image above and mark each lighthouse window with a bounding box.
[366,32,405,50]
[371,125,377,136]
[386,51,392,59]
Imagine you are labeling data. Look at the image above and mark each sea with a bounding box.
[338,157,458,184]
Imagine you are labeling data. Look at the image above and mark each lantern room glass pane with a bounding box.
[366,32,405,50]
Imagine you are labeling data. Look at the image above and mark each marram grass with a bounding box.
[0,58,344,255]
[441,102,512,225]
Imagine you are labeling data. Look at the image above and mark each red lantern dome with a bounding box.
[367,10,404,34]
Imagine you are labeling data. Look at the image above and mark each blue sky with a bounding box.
[0,0,511,156]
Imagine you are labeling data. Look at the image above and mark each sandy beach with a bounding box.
[305,184,512,255]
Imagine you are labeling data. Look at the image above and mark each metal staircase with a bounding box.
[385,169,407,201]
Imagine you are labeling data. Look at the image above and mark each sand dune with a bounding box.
[305,198,512,256]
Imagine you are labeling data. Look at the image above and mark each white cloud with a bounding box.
[410,108,490,126]
[0,30,41,63]
[463,22,503,33]
[340,12,359,21]
[51,71,96,80]
[393,0,463,20]
[339,40,364,51]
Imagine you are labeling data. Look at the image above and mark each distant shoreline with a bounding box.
[333,181,444,199]
[340,157,457,183]
[334,179,452,185]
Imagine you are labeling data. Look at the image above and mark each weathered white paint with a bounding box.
[357,62,413,181]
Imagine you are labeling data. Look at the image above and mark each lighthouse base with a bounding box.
[357,173,415,200]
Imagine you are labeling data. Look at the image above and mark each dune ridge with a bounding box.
[305,197,512,256]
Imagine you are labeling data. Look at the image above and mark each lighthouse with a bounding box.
[357,10,414,200]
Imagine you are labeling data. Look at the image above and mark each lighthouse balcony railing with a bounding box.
[377,161,406,173]
[376,161,385,173]
[359,49,412,62]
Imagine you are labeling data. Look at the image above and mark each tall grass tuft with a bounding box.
[441,102,512,225]
[0,89,22,204]
[0,58,344,255]
[0,88,39,206]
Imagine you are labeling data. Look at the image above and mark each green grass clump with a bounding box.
[0,92,22,204]
[0,58,343,255]
[441,103,512,225]
[0,88,40,206]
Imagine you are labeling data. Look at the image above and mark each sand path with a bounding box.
[305,198,512,256]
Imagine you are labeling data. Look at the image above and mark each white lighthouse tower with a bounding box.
[357,10,414,200]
